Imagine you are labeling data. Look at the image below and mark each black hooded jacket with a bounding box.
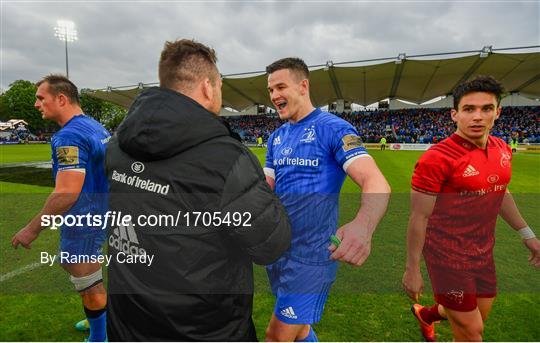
[106,87,291,341]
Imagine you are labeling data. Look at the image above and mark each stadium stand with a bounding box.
[0,119,48,144]
[224,106,540,144]
[86,47,539,147]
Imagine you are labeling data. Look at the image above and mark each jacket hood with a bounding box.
[116,87,229,161]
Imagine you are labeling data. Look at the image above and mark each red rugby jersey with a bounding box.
[411,134,512,269]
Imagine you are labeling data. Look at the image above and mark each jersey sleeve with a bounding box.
[52,132,89,172]
[330,120,370,172]
[411,150,450,194]
[263,131,276,179]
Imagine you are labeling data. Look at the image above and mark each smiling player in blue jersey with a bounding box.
[12,75,110,342]
[263,58,391,341]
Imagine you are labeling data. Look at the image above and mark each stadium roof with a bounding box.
[85,46,540,110]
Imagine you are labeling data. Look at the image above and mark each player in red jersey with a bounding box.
[402,76,540,341]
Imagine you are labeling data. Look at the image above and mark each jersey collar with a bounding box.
[450,133,493,151]
[293,107,321,125]
[63,114,85,127]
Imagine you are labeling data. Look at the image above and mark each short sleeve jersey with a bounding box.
[264,108,369,264]
[51,115,111,237]
[411,134,512,269]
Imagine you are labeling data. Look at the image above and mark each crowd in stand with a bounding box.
[227,115,283,143]
[0,130,47,143]
[3,106,538,145]
[224,106,539,144]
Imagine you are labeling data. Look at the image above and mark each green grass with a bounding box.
[0,144,51,164]
[1,147,539,341]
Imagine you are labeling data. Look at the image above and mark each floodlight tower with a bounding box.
[54,20,78,79]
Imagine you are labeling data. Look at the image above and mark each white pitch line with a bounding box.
[0,262,43,282]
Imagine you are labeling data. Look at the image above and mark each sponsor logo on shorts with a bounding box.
[445,290,464,305]
[280,306,298,319]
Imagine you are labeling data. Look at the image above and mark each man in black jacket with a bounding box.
[106,39,291,341]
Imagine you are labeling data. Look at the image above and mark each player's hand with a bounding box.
[402,267,424,302]
[11,226,39,249]
[523,237,540,268]
[329,219,372,266]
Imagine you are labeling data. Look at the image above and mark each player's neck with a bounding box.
[455,130,489,149]
[290,103,315,124]
[57,107,84,127]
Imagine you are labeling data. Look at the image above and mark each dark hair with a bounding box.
[266,57,309,81]
[159,39,219,92]
[36,74,80,104]
[453,75,505,109]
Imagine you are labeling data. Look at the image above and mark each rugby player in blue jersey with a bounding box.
[263,58,391,341]
[12,75,110,342]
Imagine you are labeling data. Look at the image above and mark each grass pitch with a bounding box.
[0,144,51,164]
[1,145,539,341]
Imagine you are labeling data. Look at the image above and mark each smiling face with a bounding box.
[451,91,501,147]
[267,69,310,122]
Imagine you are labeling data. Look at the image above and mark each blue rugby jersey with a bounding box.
[51,114,110,237]
[264,108,369,264]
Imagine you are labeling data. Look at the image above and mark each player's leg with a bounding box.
[62,261,107,342]
[444,260,497,341]
[477,297,495,322]
[265,314,310,341]
[410,263,448,341]
[265,259,333,342]
[475,260,497,322]
[434,278,484,341]
[445,306,484,341]
[413,262,481,341]
[265,281,331,341]
[61,235,107,341]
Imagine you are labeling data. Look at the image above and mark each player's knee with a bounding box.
[462,328,483,342]
[82,292,107,310]
[265,325,292,342]
[265,326,280,342]
[456,321,484,341]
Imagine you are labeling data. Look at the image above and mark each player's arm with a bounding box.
[402,190,437,301]
[11,170,85,249]
[499,190,540,267]
[330,156,391,266]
